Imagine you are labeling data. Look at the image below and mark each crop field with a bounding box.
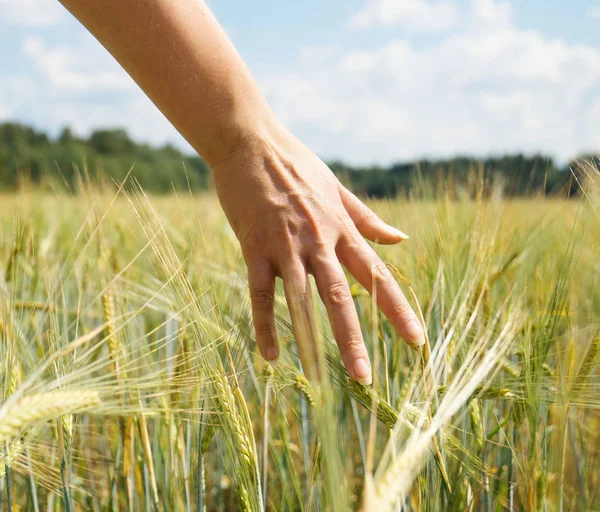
[0,168,599,511]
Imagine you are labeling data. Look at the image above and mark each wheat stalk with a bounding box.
[387,264,452,492]
[369,311,517,511]
[437,384,516,400]
[101,289,121,379]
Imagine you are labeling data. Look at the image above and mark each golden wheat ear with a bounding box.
[0,391,101,443]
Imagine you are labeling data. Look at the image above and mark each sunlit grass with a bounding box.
[0,169,599,510]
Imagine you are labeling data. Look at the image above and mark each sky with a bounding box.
[1,0,599,165]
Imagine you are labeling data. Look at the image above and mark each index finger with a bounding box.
[337,234,425,349]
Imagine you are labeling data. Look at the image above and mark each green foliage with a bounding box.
[333,154,582,198]
[2,122,598,197]
[0,122,210,192]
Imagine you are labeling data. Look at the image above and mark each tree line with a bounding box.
[0,122,597,197]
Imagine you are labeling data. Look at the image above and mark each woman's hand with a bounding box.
[214,120,425,385]
[58,0,424,385]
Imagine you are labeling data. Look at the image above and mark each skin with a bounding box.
[59,0,425,385]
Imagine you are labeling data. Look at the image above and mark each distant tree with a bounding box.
[0,122,49,148]
[0,121,596,196]
[90,128,135,154]
[161,143,183,156]
[58,126,76,144]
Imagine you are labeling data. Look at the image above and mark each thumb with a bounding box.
[338,183,409,245]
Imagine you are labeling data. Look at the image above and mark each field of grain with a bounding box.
[1,170,599,510]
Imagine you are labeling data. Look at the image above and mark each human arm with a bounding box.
[59,0,425,385]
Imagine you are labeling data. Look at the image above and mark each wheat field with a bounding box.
[0,166,599,511]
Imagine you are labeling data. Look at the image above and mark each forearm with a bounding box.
[60,0,423,385]
[59,0,276,166]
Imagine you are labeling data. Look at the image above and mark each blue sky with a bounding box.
[1,0,599,165]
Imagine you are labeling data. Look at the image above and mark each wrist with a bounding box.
[200,98,284,169]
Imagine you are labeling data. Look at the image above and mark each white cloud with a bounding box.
[0,106,11,120]
[22,36,135,93]
[264,0,600,164]
[0,0,65,27]
[0,76,37,115]
[348,0,460,32]
[12,34,190,151]
[42,95,190,150]
[589,6,600,19]
[471,0,512,29]
[3,0,599,165]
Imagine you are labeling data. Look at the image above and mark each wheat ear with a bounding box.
[212,371,255,468]
[0,391,101,443]
[571,334,600,399]
[0,440,23,479]
[293,374,316,408]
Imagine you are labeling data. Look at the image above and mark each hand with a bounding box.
[213,120,425,385]
[59,0,424,385]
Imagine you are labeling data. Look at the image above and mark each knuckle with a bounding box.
[327,282,352,305]
[310,251,329,268]
[358,203,377,223]
[255,323,274,339]
[342,336,365,354]
[372,262,392,283]
[288,291,309,303]
[251,289,274,306]
[339,221,358,242]
[278,234,297,257]
[392,300,414,322]
[310,235,329,252]
[343,235,360,252]
[239,225,267,249]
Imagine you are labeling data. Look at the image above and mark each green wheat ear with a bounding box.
[571,335,600,400]
[200,415,218,455]
[294,374,315,408]
[0,440,23,479]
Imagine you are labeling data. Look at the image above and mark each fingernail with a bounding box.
[266,347,279,362]
[395,228,410,240]
[406,319,425,347]
[353,358,372,386]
